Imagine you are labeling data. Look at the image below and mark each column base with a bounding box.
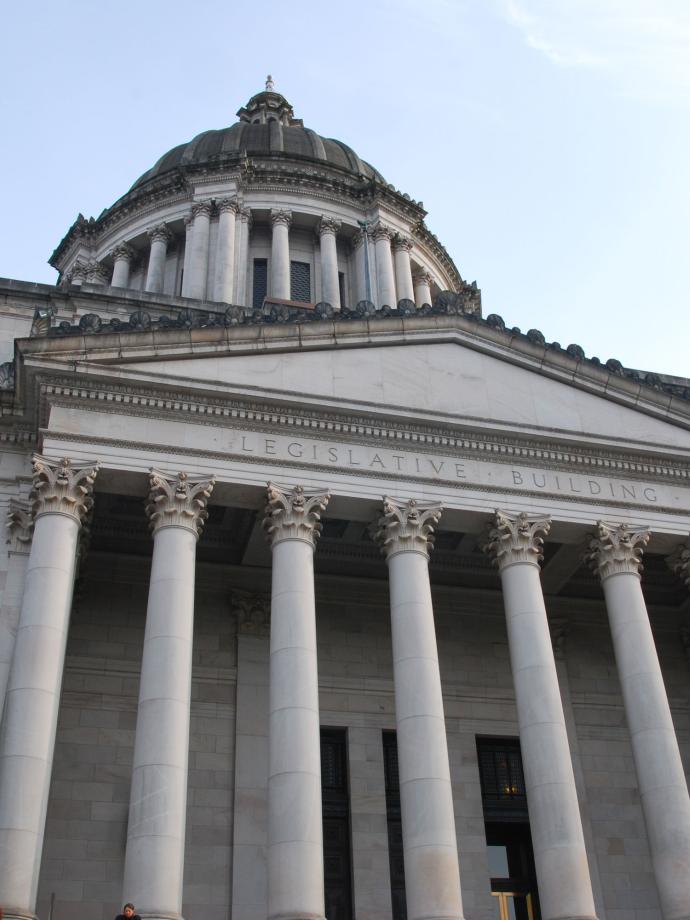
[1,910,38,920]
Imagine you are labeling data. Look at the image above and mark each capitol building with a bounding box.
[0,80,688,920]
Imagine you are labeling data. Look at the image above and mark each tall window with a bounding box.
[477,738,540,920]
[252,258,267,309]
[338,271,346,309]
[290,260,311,303]
[321,728,352,920]
[383,731,407,919]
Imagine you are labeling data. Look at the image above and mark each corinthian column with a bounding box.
[270,210,292,299]
[110,242,135,288]
[590,523,690,920]
[182,201,212,300]
[263,483,330,920]
[371,221,396,307]
[318,217,341,309]
[484,511,598,920]
[234,206,251,307]
[0,500,33,715]
[145,224,172,293]
[412,270,432,308]
[375,497,465,920]
[214,198,238,303]
[122,470,214,920]
[392,235,415,304]
[0,456,98,920]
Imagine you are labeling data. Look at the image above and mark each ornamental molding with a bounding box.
[318,216,341,236]
[262,482,330,548]
[217,197,239,215]
[374,496,442,560]
[231,589,270,637]
[36,377,690,487]
[110,242,135,263]
[586,521,650,581]
[667,542,690,588]
[270,208,292,228]
[482,510,551,570]
[6,498,33,552]
[145,469,215,538]
[392,234,413,253]
[147,224,172,245]
[30,454,99,524]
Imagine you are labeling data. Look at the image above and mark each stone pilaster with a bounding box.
[262,483,329,920]
[122,470,214,920]
[484,510,599,920]
[375,497,465,920]
[234,205,252,306]
[0,500,33,717]
[0,456,98,920]
[588,521,690,920]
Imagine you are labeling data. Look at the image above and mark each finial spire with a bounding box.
[265,74,275,92]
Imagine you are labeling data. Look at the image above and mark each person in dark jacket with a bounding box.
[115,903,141,920]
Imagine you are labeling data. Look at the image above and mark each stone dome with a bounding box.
[131,84,385,192]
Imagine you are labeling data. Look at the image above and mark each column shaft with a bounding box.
[270,211,292,300]
[234,207,251,307]
[0,504,32,717]
[413,271,432,308]
[352,232,368,304]
[214,201,237,303]
[111,244,134,288]
[145,226,171,293]
[319,218,341,308]
[182,203,211,299]
[393,237,415,303]
[486,511,598,920]
[372,224,396,307]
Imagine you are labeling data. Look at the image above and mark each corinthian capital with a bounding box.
[87,261,110,284]
[375,497,442,560]
[318,216,341,236]
[667,542,690,588]
[586,521,650,581]
[30,455,99,525]
[263,483,330,548]
[146,470,215,539]
[392,234,413,253]
[110,242,134,263]
[148,223,172,245]
[191,200,213,221]
[6,498,33,552]
[482,510,551,570]
[370,221,394,242]
[232,589,270,636]
[218,197,239,214]
[270,209,292,228]
[412,270,433,285]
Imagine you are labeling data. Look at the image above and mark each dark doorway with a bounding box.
[383,731,407,920]
[321,728,353,920]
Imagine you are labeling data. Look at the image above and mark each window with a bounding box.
[338,271,346,309]
[383,731,407,919]
[252,258,267,309]
[290,260,311,303]
[477,738,540,920]
[321,729,352,920]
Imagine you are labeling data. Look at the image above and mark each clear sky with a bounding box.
[2,0,689,376]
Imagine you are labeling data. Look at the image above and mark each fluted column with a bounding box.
[122,471,214,920]
[0,500,33,716]
[182,201,212,299]
[371,221,396,307]
[413,270,433,308]
[392,235,415,304]
[375,497,465,920]
[263,483,330,920]
[318,217,341,309]
[270,210,292,300]
[483,511,598,920]
[214,198,238,303]
[234,206,251,307]
[110,242,135,288]
[0,456,98,920]
[590,523,690,920]
[145,224,172,293]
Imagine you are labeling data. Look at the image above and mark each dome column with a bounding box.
[392,235,415,304]
[483,511,599,920]
[0,456,98,920]
[270,209,292,300]
[234,206,251,307]
[352,229,370,305]
[413,270,433,308]
[375,498,465,920]
[122,471,214,920]
[182,201,212,300]
[110,243,135,288]
[214,198,238,303]
[371,221,396,308]
[263,483,330,920]
[145,224,172,294]
[590,524,690,920]
[318,217,341,309]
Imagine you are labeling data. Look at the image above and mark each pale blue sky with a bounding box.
[2,0,689,375]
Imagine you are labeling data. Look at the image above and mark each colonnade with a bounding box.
[0,460,689,920]
[76,205,437,310]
